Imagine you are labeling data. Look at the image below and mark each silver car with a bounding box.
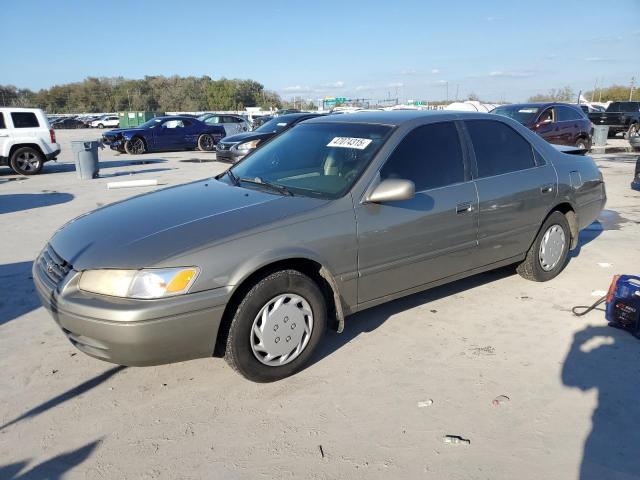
[197,113,250,136]
[34,111,606,382]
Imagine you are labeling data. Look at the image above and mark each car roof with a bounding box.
[304,110,463,126]
[496,102,582,110]
[274,113,323,122]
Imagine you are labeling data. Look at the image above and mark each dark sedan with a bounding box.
[216,113,323,162]
[52,118,86,129]
[492,103,593,150]
[102,116,226,154]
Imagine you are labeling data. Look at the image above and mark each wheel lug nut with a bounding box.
[286,336,291,342]
[274,325,279,331]
[291,323,296,329]
[284,316,288,323]
[275,337,280,343]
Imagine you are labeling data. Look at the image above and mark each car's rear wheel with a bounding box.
[98,123,104,129]
[198,134,215,151]
[626,123,639,140]
[575,137,590,151]
[124,137,146,155]
[517,211,571,282]
[225,270,327,382]
[9,147,44,175]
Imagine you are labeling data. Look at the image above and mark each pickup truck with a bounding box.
[587,101,640,138]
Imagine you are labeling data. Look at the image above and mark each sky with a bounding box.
[2,0,639,102]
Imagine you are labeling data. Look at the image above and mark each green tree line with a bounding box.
[528,84,639,103]
[0,76,285,113]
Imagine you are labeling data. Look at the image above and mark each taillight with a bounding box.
[49,129,56,144]
[606,275,621,304]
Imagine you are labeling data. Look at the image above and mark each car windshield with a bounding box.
[492,105,540,124]
[255,117,291,133]
[225,122,392,199]
[197,113,213,121]
[139,118,163,129]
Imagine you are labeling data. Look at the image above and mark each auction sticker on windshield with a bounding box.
[327,137,372,150]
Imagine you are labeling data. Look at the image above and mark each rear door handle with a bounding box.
[540,184,554,194]
[456,201,474,214]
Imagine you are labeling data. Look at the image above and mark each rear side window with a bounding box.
[466,120,535,177]
[380,122,465,191]
[0,113,5,129]
[557,106,583,121]
[11,112,40,128]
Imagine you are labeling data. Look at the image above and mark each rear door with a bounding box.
[355,121,478,304]
[534,107,561,143]
[463,119,557,268]
[555,105,579,145]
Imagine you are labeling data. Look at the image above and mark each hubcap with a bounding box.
[201,135,213,150]
[250,293,313,366]
[539,224,566,271]
[131,139,144,154]
[16,152,40,171]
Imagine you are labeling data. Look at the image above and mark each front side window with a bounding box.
[11,112,39,128]
[492,105,540,125]
[380,122,465,191]
[537,107,556,124]
[0,113,5,129]
[466,120,535,178]
[204,116,220,125]
[227,122,391,199]
[161,120,185,129]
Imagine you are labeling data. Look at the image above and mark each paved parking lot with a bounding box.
[1,129,639,479]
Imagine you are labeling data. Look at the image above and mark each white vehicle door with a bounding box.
[0,112,12,158]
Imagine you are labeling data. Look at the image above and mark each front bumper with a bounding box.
[33,248,230,367]
[215,143,250,163]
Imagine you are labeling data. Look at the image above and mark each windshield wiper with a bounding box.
[225,169,239,186]
[239,177,294,196]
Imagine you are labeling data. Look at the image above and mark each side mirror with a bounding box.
[366,179,415,203]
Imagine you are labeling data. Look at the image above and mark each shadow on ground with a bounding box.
[311,267,515,366]
[0,366,125,430]
[562,325,640,479]
[0,193,74,215]
[0,439,101,479]
[0,261,39,326]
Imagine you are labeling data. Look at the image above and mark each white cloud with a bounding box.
[327,80,345,88]
[282,85,311,93]
[387,82,404,88]
[355,85,371,91]
[434,79,448,85]
[489,70,535,78]
[584,57,606,62]
[431,69,440,74]
[399,68,417,75]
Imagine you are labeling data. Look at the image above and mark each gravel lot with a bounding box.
[1,129,639,479]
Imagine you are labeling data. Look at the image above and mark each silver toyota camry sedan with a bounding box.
[34,111,606,382]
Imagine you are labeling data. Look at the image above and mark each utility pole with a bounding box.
[630,76,636,101]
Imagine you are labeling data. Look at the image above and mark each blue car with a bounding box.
[102,116,226,154]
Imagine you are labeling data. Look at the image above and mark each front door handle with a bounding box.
[456,201,474,214]
[540,183,554,194]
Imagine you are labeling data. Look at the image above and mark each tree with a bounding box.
[584,84,639,102]
[528,86,574,103]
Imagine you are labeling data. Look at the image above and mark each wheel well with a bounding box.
[551,202,578,249]
[9,143,45,160]
[213,258,341,357]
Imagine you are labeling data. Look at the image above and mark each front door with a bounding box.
[535,107,561,143]
[154,119,189,150]
[355,121,478,304]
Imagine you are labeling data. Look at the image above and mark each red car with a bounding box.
[492,103,593,150]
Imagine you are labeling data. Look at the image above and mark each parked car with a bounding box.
[101,115,226,154]
[251,115,273,129]
[216,113,323,162]
[90,115,119,129]
[34,111,606,381]
[52,118,86,129]
[632,156,640,191]
[0,108,60,175]
[587,101,640,138]
[579,104,605,114]
[492,103,593,150]
[197,113,251,136]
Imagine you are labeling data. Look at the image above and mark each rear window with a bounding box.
[11,112,40,128]
[557,106,584,121]
[466,120,535,177]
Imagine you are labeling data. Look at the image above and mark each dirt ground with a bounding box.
[1,129,639,480]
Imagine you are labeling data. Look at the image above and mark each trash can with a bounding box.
[71,141,100,179]
[593,125,609,147]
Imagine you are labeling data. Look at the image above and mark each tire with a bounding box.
[98,123,104,129]
[575,138,590,151]
[197,134,215,151]
[124,137,146,155]
[225,270,327,382]
[517,211,571,282]
[9,147,44,175]
[626,123,639,140]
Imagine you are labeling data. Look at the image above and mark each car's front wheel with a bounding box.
[124,137,146,155]
[517,211,571,282]
[97,123,104,129]
[10,147,44,175]
[575,137,590,151]
[225,270,327,382]
[197,134,215,151]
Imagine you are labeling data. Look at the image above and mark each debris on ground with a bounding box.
[318,445,325,458]
[417,400,434,408]
[443,435,471,445]
[492,395,510,406]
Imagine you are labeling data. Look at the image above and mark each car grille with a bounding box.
[217,143,232,151]
[37,244,72,286]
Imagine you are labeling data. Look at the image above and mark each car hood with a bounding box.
[220,131,275,144]
[50,179,326,271]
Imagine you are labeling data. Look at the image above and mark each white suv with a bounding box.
[0,108,61,175]
[90,115,119,129]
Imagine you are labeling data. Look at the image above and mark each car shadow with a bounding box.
[0,261,40,326]
[43,159,168,174]
[98,167,175,178]
[0,193,74,215]
[310,267,515,366]
[562,325,640,479]
[0,439,101,479]
[0,366,125,430]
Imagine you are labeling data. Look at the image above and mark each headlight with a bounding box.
[236,139,260,151]
[79,267,199,299]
